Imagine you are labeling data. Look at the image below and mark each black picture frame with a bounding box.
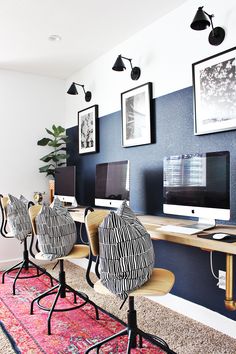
[78,105,98,154]
[121,82,153,147]
[192,46,236,135]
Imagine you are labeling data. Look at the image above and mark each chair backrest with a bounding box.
[85,209,109,256]
[29,204,42,236]
[0,195,9,221]
[0,195,13,238]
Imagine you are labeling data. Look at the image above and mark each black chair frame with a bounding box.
[1,237,53,295]
[85,295,176,354]
[30,258,100,335]
[84,207,177,354]
[0,195,53,295]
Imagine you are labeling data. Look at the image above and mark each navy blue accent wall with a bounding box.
[67,86,236,320]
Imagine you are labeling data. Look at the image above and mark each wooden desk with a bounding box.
[70,208,236,254]
[138,215,236,255]
[70,208,236,311]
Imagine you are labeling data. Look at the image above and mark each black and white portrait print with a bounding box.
[121,83,152,147]
[78,105,98,154]
[80,112,94,149]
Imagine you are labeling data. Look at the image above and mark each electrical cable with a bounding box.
[210,251,219,283]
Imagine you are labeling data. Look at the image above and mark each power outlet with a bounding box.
[218,270,226,290]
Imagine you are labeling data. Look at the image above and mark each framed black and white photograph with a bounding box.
[121,82,152,147]
[193,46,236,135]
[78,105,98,154]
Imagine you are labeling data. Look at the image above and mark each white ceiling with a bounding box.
[0,0,187,79]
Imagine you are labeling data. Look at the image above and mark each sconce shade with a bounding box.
[67,82,92,101]
[190,6,225,46]
[112,55,126,71]
[112,54,141,80]
[67,83,78,95]
[190,7,210,30]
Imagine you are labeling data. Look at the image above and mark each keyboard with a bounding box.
[158,225,201,235]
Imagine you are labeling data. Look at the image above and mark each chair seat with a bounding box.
[35,244,90,261]
[94,268,175,297]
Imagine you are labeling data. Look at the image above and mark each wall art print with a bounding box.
[78,105,98,154]
[121,82,152,147]
[192,46,236,135]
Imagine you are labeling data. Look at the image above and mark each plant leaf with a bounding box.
[57,126,65,134]
[40,156,52,162]
[45,128,55,136]
[52,153,67,162]
[46,170,55,178]
[37,138,52,146]
[48,141,63,148]
[39,164,54,172]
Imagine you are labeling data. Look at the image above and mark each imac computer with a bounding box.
[54,166,78,207]
[163,151,230,232]
[95,160,130,208]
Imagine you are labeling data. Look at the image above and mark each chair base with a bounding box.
[85,296,177,354]
[2,259,53,295]
[30,259,100,335]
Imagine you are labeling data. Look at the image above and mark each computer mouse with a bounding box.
[212,233,230,240]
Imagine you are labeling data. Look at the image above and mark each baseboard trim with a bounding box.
[70,258,236,339]
[0,258,21,270]
[0,257,50,270]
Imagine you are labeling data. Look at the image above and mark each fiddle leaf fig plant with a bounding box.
[37,124,69,178]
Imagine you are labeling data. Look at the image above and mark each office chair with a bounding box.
[29,204,99,335]
[85,209,176,354]
[0,195,51,295]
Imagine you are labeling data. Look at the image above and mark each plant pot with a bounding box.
[49,179,55,203]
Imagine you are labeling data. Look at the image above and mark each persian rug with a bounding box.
[0,269,164,353]
[0,321,20,354]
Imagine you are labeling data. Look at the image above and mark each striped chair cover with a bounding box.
[7,194,32,241]
[98,201,154,299]
[35,198,77,260]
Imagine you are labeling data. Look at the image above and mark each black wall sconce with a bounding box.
[67,82,92,102]
[112,55,141,80]
[190,6,225,46]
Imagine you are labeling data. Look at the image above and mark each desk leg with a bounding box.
[225,254,236,311]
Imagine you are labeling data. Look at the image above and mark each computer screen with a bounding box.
[163,151,230,227]
[95,160,130,208]
[54,166,77,206]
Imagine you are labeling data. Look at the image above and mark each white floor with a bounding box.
[71,258,236,339]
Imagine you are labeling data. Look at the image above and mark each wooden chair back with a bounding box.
[29,204,42,236]
[85,210,109,256]
[0,196,9,221]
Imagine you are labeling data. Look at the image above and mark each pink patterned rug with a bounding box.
[0,269,164,353]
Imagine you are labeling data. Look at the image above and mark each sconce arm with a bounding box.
[121,56,133,69]
[203,10,215,33]
[74,82,86,94]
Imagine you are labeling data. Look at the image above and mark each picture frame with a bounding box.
[121,82,152,147]
[192,46,236,135]
[78,105,98,154]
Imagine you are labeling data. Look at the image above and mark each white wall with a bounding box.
[65,0,236,127]
[0,69,65,262]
